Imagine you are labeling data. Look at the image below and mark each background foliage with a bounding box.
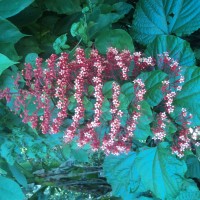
[1,0,200,199]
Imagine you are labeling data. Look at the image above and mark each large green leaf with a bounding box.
[112,2,133,16]
[145,35,195,68]
[0,17,26,44]
[44,0,81,15]
[71,149,89,163]
[137,70,168,106]
[0,0,34,18]
[176,191,200,200]
[134,142,187,199]
[0,176,25,200]
[173,66,200,126]
[16,37,43,57]
[175,179,200,200]
[88,12,120,39]
[0,43,20,61]
[185,156,200,179]
[8,165,27,187]
[0,140,15,165]
[8,5,42,27]
[132,0,200,45]
[95,29,134,54]
[103,152,147,199]
[0,53,17,75]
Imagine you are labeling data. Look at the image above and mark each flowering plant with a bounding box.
[1,47,198,159]
[1,0,200,199]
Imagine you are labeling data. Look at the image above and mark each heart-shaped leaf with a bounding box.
[132,0,200,45]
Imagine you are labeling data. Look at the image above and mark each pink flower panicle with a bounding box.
[64,48,89,143]
[0,88,11,102]
[106,48,154,80]
[161,55,185,114]
[132,52,155,77]
[77,49,105,151]
[114,50,132,80]
[172,108,193,158]
[0,49,197,157]
[124,79,146,141]
[102,82,127,155]
[152,112,168,140]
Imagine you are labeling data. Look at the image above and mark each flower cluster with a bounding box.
[102,82,126,155]
[125,79,146,139]
[133,52,155,69]
[152,112,168,140]
[161,53,185,114]
[172,108,193,158]
[0,88,11,102]
[64,48,89,143]
[0,48,197,157]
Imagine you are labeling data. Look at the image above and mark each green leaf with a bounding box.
[194,48,200,60]
[134,142,187,199]
[137,70,168,106]
[118,93,130,110]
[0,67,18,92]
[53,34,69,54]
[95,29,134,54]
[103,152,147,199]
[121,82,134,102]
[0,0,34,18]
[0,176,25,200]
[83,96,94,111]
[62,144,71,159]
[132,0,200,45]
[88,12,120,39]
[0,168,7,176]
[88,85,94,95]
[175,191,200,200]
[165,121,177,141]
[71,20,89,44]
[173,179,200,200]
[0,43,20,61]
[44,0,81,15]
[173,66,200,126]
[145,35,195,68]
[102,81,114,98]
[101,98,112,122]
[8,165,27,187]
[16,37,43,57]
[71,149,89,162]
[185,156,200,179]
[0,141,15,165]
[0,53,18,75]
[53,13,82,36]
[0,17,26,44]
[112,2,133,16]
[134,101,153,140]
[137,197,153,200]
[8,5,42,27]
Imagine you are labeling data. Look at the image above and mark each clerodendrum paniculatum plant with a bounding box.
[2,0,200,199]
[0,47,199,158]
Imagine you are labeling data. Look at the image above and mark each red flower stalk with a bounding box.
[152,112,168,141]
